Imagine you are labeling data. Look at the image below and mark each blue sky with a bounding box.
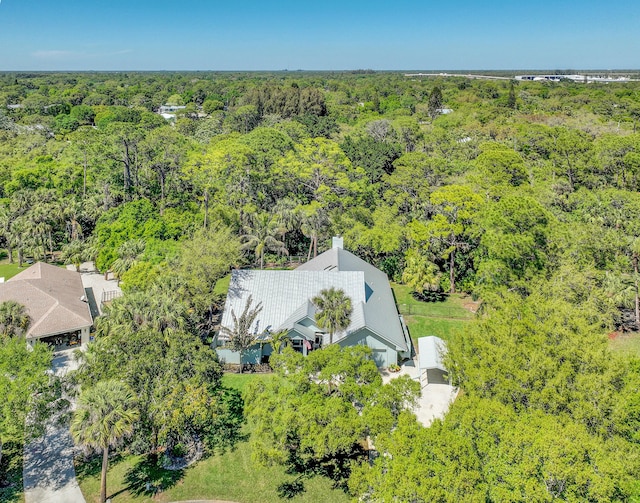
[0,0,638,70]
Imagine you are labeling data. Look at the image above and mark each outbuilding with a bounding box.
[418,336,449,385]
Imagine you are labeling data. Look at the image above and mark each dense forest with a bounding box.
[3,71,640,501]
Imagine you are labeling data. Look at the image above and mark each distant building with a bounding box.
[215,238,412,368]
[158,105,186,114]
[0,262,93,347]
[158,104,187,121]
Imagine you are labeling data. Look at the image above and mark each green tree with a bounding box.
[312,287,353,344]
[427,185,483,293]
[427,86,443,120]
[175,225,241,335]
[0,300,31,337]
[240,213,287,269]
[111,238,146,282]
[402,248,442,298]
[0,337,52,468]
[220,295,263,371]
[71,380,139,503]
[246,345,418,491]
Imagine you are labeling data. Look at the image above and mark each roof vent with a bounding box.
[332,236,344,249]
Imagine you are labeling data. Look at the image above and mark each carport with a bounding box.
[418,336,450,386]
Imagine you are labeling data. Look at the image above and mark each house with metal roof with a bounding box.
[0,262,93,348]
[215,238,412,368]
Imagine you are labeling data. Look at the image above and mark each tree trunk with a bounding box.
[103,183,110,211]
[239,351,243,374]
[100,446,109,503]
[449,247,456,293]
[307,237,313,262]
[18,248,23,267]
[635,255,639,327]
[159,170,166,216]
[83,150,87,200]
[203,189,209,229]
[7,242,13,264]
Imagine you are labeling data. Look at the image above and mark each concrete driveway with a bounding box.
[23,349,86,503]
[66,261,122,317]
[380,359,458,427]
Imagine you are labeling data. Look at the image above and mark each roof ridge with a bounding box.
[27,298,59,337]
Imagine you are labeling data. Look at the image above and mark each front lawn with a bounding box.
[0,262,27,281]
[77,373,349,503]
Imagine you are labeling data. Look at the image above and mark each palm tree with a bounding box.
[300,203,328,261]
[59,240,87,272]
[0,300,31,337]
[312,288,352,345]
[220,295,263,372]
[70,380,139,503]
[240,213,287,269]
[111,238,146,282]
[268,329,291,355]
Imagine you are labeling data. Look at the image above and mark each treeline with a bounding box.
[2,71,640,499]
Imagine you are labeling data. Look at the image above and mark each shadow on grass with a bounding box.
[75,452,125,481]
[124,453,184,497]
[0,443,24,503]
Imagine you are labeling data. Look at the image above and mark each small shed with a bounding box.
[418,336,449,385]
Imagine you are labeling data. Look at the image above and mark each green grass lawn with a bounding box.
[214,274,231,296]
[78,373,349,503]
[222,372,274,393]
[609,332,640,358]
[0,262,27,281]
[391,283,475,345]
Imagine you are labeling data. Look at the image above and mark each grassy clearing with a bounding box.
[214,274,231,296]
[609,332,640,358]
[222,372,274,393]
[78,373,349,503]
[391,283,475,344]
[0,262,27,281]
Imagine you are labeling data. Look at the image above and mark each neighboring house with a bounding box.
[215,238,412,368]
[0,262,93,347]
[158,104,186,121]
[418,336,449,385]
[158,105,186,114]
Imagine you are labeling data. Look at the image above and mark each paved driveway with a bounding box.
[380,359,458,427]
[66,262,122,317]
[23,349,86,503]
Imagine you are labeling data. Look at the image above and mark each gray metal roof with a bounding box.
[418,336,447,371]
[221,247,410,352]
[298,248,409,352]
[221,270,366,339]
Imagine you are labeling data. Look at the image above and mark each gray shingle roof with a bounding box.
[0,262,93,338]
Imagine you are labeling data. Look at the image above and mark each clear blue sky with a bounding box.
[0,0,638,71]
